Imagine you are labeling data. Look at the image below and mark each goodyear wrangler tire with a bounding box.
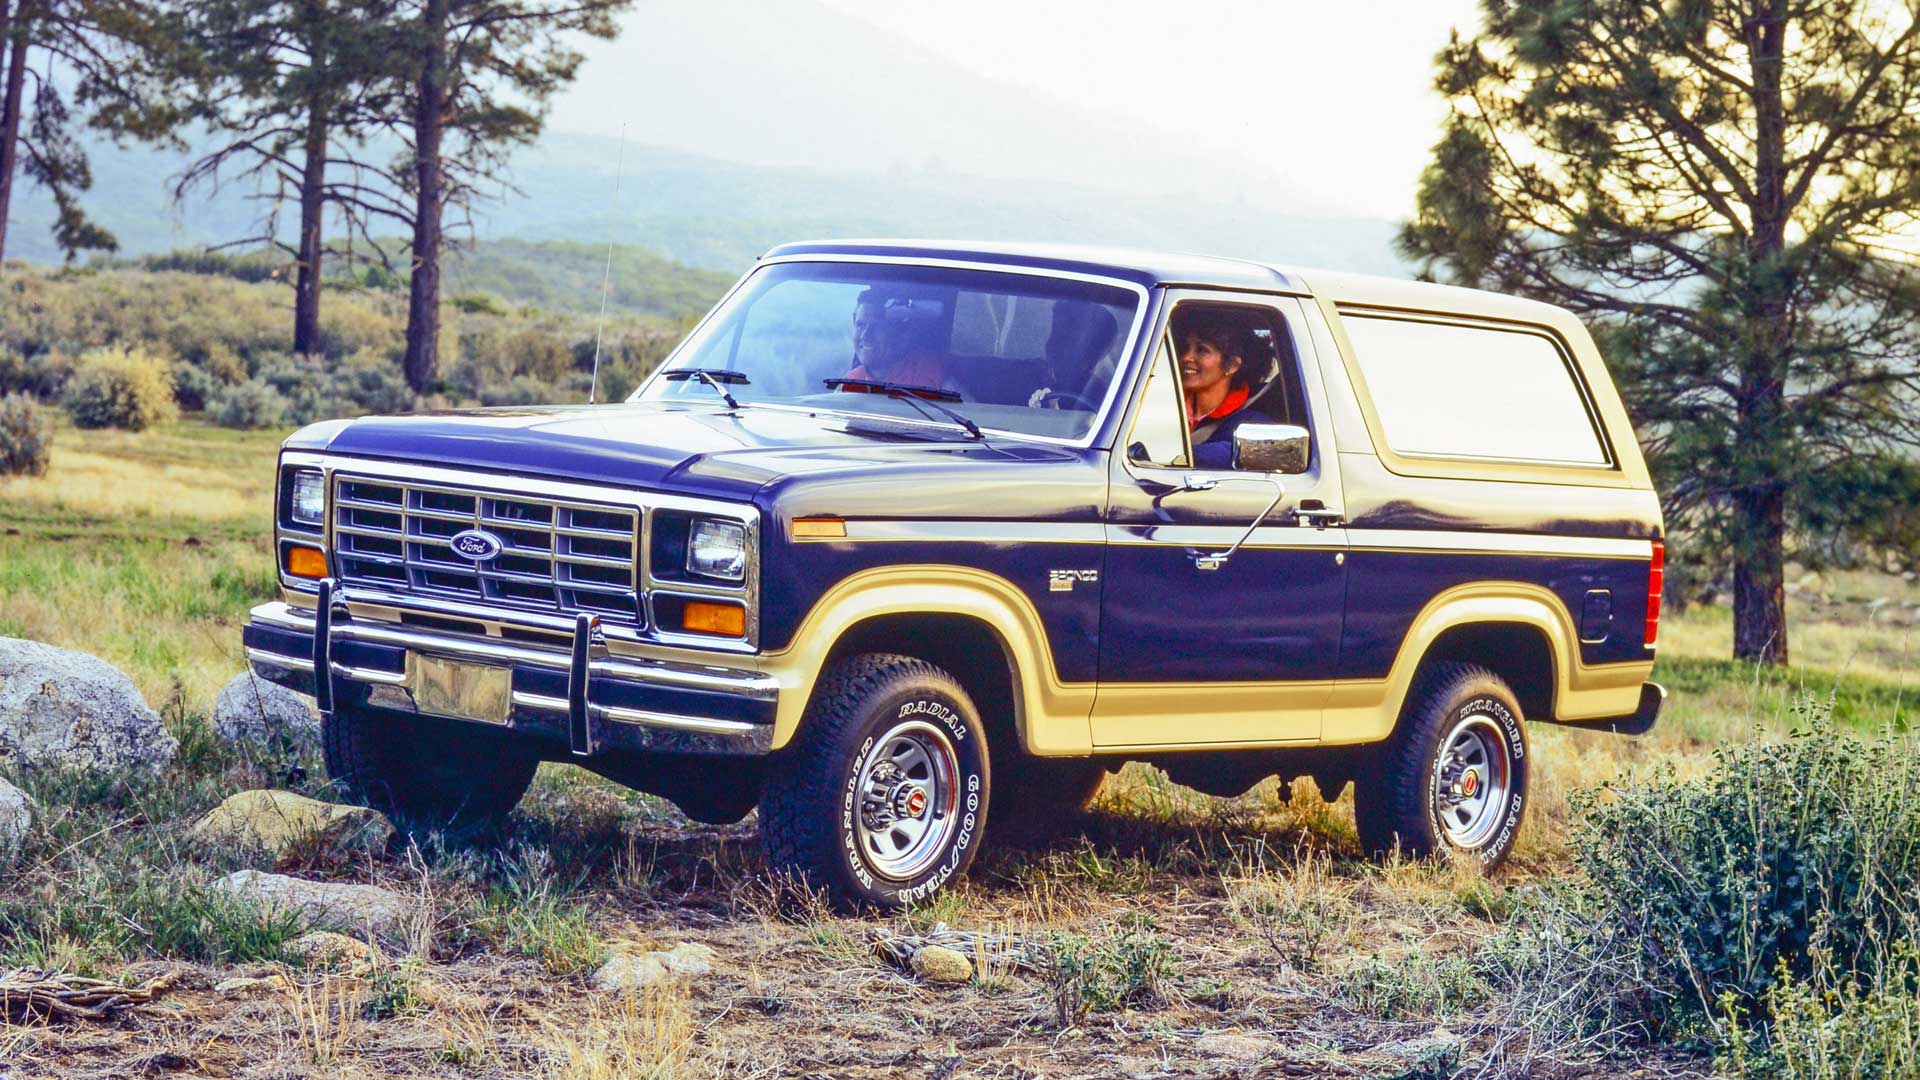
[1354,663,1528,870]
[322,703,538,835]
[758,654,989,910]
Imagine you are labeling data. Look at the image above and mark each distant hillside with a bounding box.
[442,239,735,317]
[127,238,732,321]
[7,133,1409,280]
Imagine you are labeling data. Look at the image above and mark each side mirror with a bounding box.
[1231,423,1311,474]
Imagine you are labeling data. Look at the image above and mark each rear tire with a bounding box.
[1354,663,1528,870]
[322,702,539,836]
[758,654,989,910]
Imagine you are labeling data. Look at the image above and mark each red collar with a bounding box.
[1189,384,1248,426]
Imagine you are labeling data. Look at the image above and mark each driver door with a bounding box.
[1091,293,1347,748]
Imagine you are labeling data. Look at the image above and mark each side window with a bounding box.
[1341,315,1609,465]
[1167,299,1312,469]
[1125,336,1189,468]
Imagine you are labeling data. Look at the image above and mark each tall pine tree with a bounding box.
[174,0,407,354]
[0,0,180,265]
[1402,0,1920,665]
[394,0,629,392]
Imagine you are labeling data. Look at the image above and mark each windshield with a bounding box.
[636,261,1141,441]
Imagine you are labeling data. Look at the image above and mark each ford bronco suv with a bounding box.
[243,241,1665,908]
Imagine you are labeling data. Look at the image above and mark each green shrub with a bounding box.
[63,344,179,430]
[1574,717,1920,1040]
[1720,944,1920,1080]
[0,393,52,477]
[0,348,74,399]
[1040,914,1178,1026]
[211,378,288,429]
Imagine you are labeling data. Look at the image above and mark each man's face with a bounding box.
[852,302,890,367]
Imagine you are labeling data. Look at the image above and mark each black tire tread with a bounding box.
[1355,662,1504,860]
[321,704,537,832]
[758,653,972,899]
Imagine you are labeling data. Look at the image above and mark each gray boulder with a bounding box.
[591,942,715,992]
[0,778,32,860]
[212,672,319,751]
[211,870,414,943]
[0,638,177,773]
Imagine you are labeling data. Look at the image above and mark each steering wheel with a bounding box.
[1035,389,1100,411]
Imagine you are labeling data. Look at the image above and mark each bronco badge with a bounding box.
[1048,569,1099,592]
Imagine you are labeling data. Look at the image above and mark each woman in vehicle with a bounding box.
[1176,308,1271,468]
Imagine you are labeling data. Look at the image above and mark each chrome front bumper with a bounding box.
[244,580,778,755]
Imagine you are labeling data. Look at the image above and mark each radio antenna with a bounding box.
[587,123,629,406]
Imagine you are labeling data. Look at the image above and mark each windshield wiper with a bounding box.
[662,368,750,409]
[823,378,984,440]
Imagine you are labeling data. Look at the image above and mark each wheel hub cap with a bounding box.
[852,720,961,881]
[1431,713,1513,852]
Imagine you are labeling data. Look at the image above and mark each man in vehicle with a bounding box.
[845,289,957,394]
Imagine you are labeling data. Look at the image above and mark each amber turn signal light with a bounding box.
[791,517,846,539]
[681,600,746,637]
[284,545,328,580]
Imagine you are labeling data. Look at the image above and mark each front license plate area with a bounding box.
[409,654,511,725]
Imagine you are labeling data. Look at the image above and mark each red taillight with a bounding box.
[1644,540,1664,647]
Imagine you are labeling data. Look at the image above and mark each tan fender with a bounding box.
[1322,581,1651,745]
[758,565,1095,754]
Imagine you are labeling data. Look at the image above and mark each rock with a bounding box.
[591,942,715,992]
[212,870,413,942]
[0,777,31,860]
[0,638,178,773]
[212,672,318,751]
[190,790,392,868]
[286,931,378,973]
[909,945,972,985]
[214,973,289,996]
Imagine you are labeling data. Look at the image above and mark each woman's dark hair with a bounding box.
[1171,307,1272,391]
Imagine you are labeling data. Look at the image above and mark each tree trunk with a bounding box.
[0,4,30,269]
[1730,482,1788,665]
[402,0,449,394]
[293,109,327,356]
[1728,0,1791,666]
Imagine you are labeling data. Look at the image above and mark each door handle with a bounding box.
[1291,501,1344,528]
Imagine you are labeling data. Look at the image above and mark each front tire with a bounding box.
[759,654,989,910]
[322,702,539,836]
[1354,663,1528,870]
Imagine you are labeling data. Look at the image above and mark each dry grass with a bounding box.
[5,420,1915,1078]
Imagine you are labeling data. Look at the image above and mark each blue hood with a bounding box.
[286,401,1074,503]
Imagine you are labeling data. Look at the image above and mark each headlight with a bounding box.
[686,518,746,580]
[290,469,325,528]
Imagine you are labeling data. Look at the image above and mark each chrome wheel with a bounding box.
[1431,713,1513,851]
[853,720,961,881]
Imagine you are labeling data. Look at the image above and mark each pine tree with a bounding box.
[393,0,630,393]
[1401,0,1920,665]
[0,0,182,265]
[173,0,407,354]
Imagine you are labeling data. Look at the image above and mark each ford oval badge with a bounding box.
[450,529,504,562]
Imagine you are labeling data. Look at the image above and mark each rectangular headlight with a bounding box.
[686,517,746,580]
[290,469,325,528]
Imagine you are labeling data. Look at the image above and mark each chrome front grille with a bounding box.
[331,476,643,624]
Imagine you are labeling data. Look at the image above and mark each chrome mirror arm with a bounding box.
[1182,474,1286,571]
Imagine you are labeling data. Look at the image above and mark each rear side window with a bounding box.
[1341,315,1608,465]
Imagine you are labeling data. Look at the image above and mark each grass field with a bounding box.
[2,417,1916,1078]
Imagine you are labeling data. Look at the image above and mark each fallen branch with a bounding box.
[0,969,177,1022]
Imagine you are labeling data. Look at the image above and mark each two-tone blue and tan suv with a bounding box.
[244,241,1665,907]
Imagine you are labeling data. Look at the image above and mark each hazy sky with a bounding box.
[813,0,1485,218]
[548,1,1487,222]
